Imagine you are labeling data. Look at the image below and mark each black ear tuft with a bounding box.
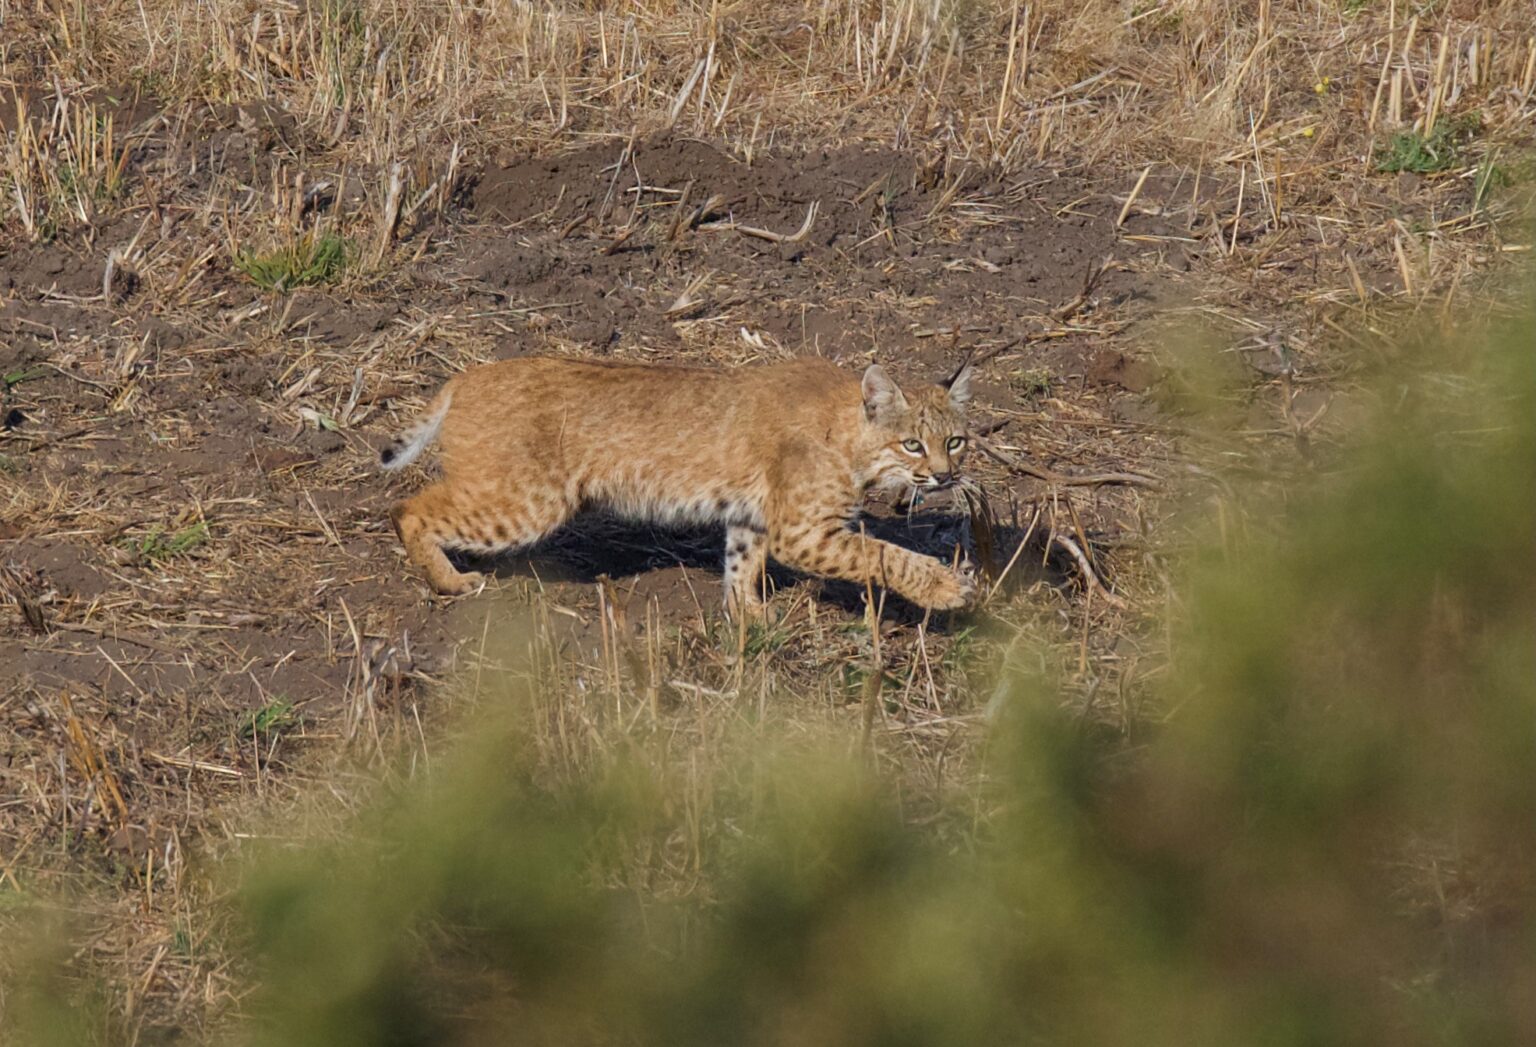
[380,445,397,465]
[941,350,977,391]
[942,354,975,407]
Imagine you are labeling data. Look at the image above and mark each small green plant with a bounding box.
[1375,115,1479,174]
[3,367,48,388]
[715,617,793,659]
[836,662,901,697]
[1471,151,1513,213]
[131,521,209,562]
[241,700,298,738]
[747,618,796,658]
[234,232,352,291]
[940,624,978,674]
[1012,367,1052,398]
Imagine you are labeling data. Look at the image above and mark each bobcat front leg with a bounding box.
[769,517,975,611]
[723,525,769,620]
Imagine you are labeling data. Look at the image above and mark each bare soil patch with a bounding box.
[1,118,1195,718]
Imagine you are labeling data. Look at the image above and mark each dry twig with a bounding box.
[975,437,1161,490]
[700,201,818,244]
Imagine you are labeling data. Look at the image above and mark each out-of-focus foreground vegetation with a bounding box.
[10,290,1534,1044]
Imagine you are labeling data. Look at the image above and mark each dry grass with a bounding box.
[0,0,1533,1040]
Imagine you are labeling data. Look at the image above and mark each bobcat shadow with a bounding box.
[452,508,1077,627]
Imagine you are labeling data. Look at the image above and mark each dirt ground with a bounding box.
[0,117,1203,707]
[0,94,1479,784]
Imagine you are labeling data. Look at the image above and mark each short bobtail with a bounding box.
[379,387,453,471]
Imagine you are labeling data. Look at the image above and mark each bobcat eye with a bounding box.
[946,436,966,452]
[901,439,924,455]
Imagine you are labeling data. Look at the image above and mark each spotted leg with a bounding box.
[390,480,573,596]
[723,525,769,620]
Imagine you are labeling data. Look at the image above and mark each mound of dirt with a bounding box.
[463,135,1174,359]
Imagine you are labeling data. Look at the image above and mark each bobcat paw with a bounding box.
[432,569,486,596]
[726,596,772,624]
[923,568,977,611]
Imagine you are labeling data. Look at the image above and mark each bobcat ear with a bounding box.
[861,364,908,422]
[942,361,974,408]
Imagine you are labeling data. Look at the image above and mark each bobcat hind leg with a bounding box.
[391,482,573,596]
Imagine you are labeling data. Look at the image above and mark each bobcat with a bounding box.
[380,356,977,616]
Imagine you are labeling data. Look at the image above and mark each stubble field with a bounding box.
[1,1,1533,1042]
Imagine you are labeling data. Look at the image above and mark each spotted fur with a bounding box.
[383,356,976,614]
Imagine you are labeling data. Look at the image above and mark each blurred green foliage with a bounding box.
[5,295,1534,1045]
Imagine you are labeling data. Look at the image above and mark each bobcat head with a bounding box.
[859,362,972,497]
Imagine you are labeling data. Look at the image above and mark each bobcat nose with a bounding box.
[931,472,953,487]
